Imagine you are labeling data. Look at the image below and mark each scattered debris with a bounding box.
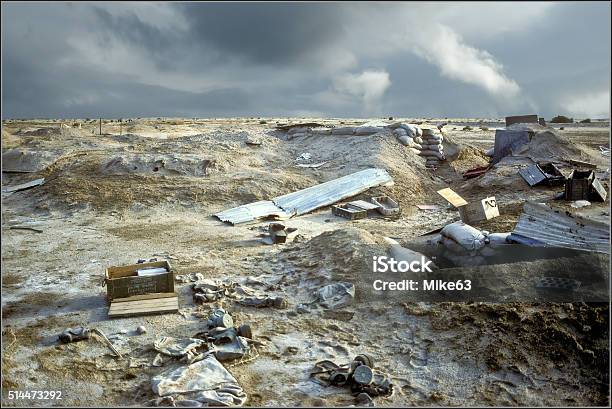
[566,158,597,169]
[296,152,312,161]
[6,225,43,233]
[207,308,234,329]
[59,327,91,343]
[137,325,147,335]
[192,279,287,309]
[91,328,123,358]
[519,163,565,187]
[261,222,297,245]
[437,188,499,224]
[463,165,490,179]
[317,282,355,309]
[310,355,393,402]
[571,200,591,208]
[370,195,400,216]
[295,161,327,168]
[1,177,45,193]
[150,354,247,406]
[332,203,367,220]
[416,204,440,211]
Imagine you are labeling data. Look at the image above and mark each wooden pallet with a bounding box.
[108,294,179,318]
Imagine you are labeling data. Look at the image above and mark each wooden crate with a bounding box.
[105,260,174,302]
[458,197,500,224]
[565,170,594,201]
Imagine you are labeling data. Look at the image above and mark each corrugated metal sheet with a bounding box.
[273,168,393,215]
[214,200,289,225]
[509,201,610,254]
[215,168,394,224]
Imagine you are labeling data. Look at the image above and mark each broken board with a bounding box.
[1,178,45,193]
[437,188,468,208]
[108,294,179,318]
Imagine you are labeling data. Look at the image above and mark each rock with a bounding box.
[137,325,147,335]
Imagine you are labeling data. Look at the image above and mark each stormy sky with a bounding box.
[2,2,610,119]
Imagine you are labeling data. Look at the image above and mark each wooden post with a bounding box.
[99,118,102,135]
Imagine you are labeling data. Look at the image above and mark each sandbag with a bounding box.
[440,221,487,251]
[311,128,332,135]
[424,144,443,151]
[398,123,419,137]
[414,137,423,144]
[418,150,445,160]
[409,148,421,155]
[394,128,407,137]
[397,134,414,146]
[416,127,423,138]
[355,126,382,135]
[288,132,306,140]
[421,128,436,137]
[486,232,511,245]
[331,127,356,135]
[485,147,494,157]
[288,127,310,135]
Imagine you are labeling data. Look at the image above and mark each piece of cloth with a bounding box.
[151,355,247,406]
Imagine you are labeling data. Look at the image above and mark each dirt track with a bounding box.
[1,118,610,406]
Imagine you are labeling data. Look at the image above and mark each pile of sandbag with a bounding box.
[390,123,445,168]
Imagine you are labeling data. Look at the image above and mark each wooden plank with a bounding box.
[437,188,468,208]
[108,297,178,318]
[2,178,45,193]
[111,292,177,303]
[108,297,178,311]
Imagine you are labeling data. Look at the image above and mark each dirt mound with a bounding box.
[513,130,589,162]
[101,153,218,177]
[449,146,490,174]
[1,149,66,172]
[1,129,21,149]
[280,228,387,301]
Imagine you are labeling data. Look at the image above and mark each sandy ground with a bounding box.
[1,117,610,407]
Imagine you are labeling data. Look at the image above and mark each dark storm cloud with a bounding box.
[176,3,346,65]
[1,2,609,119]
